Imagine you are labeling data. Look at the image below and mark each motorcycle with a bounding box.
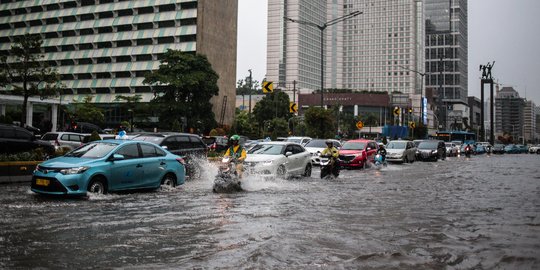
[373,154,387,170]
[320,155,340,179]
[464,146,473,158]
[213,156,243,193]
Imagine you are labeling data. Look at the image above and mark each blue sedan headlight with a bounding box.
[60,166,89,175]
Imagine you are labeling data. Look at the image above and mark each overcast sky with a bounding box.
[237,0,540,104]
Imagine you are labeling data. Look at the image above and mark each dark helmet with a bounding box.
[325,140,333,146]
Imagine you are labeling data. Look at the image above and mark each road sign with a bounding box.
[263,81,273,93]
[393,107,400,116]
[289,102,298,113]
[356,121,364,129]
[409,122,416,129]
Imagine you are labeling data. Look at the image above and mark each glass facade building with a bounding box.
[424,0,468,104]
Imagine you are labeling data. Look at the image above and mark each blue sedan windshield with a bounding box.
[64,142,118,159]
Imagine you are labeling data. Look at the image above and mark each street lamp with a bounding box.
[284,11,363,108]
[398,65,426,124]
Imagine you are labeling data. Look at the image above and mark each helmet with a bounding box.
[230,134,240,141]
[325,140,333,146]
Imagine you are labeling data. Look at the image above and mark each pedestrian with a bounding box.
[115,126,129,140]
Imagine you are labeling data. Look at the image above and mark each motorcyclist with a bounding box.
[223,135,247,179]
[321,140,340,175]
[464,144,472,156]
[377,144,387,162]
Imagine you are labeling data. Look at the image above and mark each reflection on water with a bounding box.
[1,155,539,269]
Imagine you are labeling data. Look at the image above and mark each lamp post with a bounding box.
[398,65,426,125]
[284,11,363,108]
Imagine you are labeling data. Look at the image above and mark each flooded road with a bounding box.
[1,154,539,269]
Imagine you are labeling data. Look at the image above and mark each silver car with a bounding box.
[386,140,416,163]
[41,132,85,150]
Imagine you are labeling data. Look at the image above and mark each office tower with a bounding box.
[424,0,468,129]
[495,87,524,141]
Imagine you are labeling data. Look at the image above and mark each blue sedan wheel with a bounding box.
[88,177,107,194]
[161,173,176,188]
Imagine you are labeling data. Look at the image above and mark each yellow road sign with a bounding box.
[263,81,274,93]
[393,107,400,116]
[356,121,364,129]
[289,102,298,113]
[409,122,416,129]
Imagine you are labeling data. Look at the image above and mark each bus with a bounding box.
[435,131,476,143]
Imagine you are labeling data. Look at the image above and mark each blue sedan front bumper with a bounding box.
[31,171,89,196]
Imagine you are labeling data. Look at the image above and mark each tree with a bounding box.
[143,49,219,133]
[232,109,258,138]
[236,78,260,95]
[303,107,335,138]
[252,91,291,129]
[269,118,289,140]
[69,96,105,125]
[0,34,62,126]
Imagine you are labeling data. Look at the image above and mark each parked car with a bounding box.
[338,139,378,169]
[0,124,55,156]
[492,144,505,154]
[416,140,446,161]
[444,142,460,157]
[41,132,86,150]
[244,142,312,178]
[413,139,426,147]
[132,133,207,179]
[504,144,520,154]
[285,136,312,146]
[386,140,416,163]
[528,144,540,154]
[303,139,342,165]
[66,122,104,134]
[515,144,528,153]
[474,144,487,155]
[31,140,185,196]
[207,136,229,152]
[477,142,492,153]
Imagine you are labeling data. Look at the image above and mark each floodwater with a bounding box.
[0,154,539,269]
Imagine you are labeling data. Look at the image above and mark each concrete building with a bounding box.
[467,96,481,133]
[267,0,425,96]
[523,100,536,144]
[424,0,468,131]
[495,87,524,142]
[0,0,237,130]
[267,0,343,93]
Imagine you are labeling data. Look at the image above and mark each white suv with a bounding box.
[529,144,540,154]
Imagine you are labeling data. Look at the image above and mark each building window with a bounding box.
[117,25,133,32]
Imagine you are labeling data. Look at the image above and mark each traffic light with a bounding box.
[408,108,413,114]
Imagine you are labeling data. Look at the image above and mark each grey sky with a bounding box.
[237,0,540,104]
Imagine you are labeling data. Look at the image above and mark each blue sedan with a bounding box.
[31,140,186,196]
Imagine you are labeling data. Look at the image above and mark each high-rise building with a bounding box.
[424,0,468,130]
[343,0,425,95]
[495,87,525,141]
[523,100,536,143]
[267,0,425,96]
[267,0,343,93]
[0,0,237,128]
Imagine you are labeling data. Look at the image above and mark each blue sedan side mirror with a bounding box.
[112,154,125,161]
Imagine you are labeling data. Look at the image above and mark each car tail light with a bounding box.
[176,158,185,165]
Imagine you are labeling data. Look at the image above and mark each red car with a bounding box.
[338,139,379,169]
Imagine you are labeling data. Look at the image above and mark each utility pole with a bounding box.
[292,80,296,104]
[248,69,253,114]
[438,55,444,131]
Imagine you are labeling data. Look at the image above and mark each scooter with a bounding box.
[213,156,243,193]
[464,146,473,158]
[373,154,387,170]
[320,156,340,179]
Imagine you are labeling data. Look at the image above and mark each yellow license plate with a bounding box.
[36,179,50,186]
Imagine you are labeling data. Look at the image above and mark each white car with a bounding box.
[386,140,416,163]
[244,142,312,178]
[444,142,459,157]
[529,144,540,154]
[303,139,342,165]
[41,132,85,150]
[284,136,312,146]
